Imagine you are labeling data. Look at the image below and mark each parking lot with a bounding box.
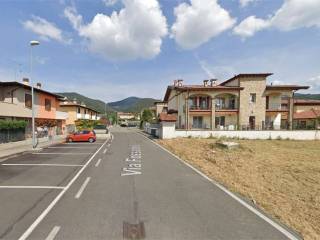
[0,138,111,240]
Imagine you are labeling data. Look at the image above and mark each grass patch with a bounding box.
[157,138,320,240]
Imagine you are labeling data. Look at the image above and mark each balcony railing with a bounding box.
[189,105,210,110]
[215,104,238,110]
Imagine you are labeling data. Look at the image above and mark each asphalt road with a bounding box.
[0,127,299,240]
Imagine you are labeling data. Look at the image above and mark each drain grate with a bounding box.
[123,221,145,239]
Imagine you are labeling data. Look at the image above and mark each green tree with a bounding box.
[141,109,153,122]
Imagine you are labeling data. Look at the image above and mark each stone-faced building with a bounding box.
[162,73,310,130]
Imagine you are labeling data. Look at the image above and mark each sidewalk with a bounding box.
[0,135,66,161]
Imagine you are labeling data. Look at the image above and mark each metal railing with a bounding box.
[0,129,26,143]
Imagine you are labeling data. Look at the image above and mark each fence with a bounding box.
[0,128,26,143]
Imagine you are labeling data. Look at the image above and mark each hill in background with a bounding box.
[57,92,114,113]
[295,93,320,100]
[109,96,160,113]
[57,93,159,113]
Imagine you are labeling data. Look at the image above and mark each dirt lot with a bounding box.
[157,138,320,240]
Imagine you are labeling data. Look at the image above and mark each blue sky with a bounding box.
[0,0,319,102]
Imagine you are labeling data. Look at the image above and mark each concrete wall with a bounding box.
[158,123,320,140]
[174,129,320,140]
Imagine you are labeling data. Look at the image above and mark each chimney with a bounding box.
[73,98,77,104]
[173,80,178,86]
[177,79,183,87]
[22,78,29,85]
[36,82,42,89]
[203,80,209,87]
[210,78,217,86]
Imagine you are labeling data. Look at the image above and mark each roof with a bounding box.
[0,81,64,99]
[266,85,309,91]
[294,109,320,119]
[159,113,177,122]
[163,85,243,101]
[282,99,320,105]
[154,101,167,105]
[59,102,100,113]
[220,73,273,86]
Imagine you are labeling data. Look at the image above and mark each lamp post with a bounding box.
[30,40,40,149]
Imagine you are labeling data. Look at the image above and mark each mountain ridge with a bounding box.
[56,92,159,113]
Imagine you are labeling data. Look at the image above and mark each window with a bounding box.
[84,109,87,114]
[25,94,32,108]
[250,93,256,103]
[215,98,225,109]
[45,99,51,111]
[0,90,4,101]
[77,107,81,114]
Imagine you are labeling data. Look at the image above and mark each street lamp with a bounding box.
[30,40,40,149]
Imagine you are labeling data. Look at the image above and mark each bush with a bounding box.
[0,120,27,130]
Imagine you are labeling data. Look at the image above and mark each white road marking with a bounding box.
[75,177,91,199]
[2,163,84,167]
[32,153,86,155]
[18,139,108,240]
[0,186,64,189]
[48,147,96,149]
[103,148,107,154]
[95,158,102,167]
[137,132,300,240]
[45,226,61,240]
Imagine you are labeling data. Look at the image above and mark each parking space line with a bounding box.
[103,148,107,154]
[75,177,91,199]
[18,139,108,240]
[95,158,102,167]
[32,153,87,155]
[2,164,84,167]
[45,226,61,240]
[0,186,65,189]
[48,147,97,149]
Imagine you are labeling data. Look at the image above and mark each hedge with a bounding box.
[0,120,28,130]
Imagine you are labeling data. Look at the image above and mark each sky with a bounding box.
[0,0,320,102]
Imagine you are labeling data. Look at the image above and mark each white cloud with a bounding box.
[23,16,71,44]
[171,0,236,49]
[306,75,320,91]
[102,0,118,6]
[233,16,270,38]
[234,0,320,38]
[64,0,168,61]
[239,0,257,7]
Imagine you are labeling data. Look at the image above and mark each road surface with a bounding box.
[0,127,299,240]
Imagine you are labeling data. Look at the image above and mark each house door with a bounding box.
[249,116,255,130]
[193,116,203,128]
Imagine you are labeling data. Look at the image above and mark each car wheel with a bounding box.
[68,138,73,143]
[88,138,94,143]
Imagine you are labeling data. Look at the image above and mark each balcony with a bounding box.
[215,104,238,110]
[189,105,211,111]
[76,113,84,119]
[56,111,68,120]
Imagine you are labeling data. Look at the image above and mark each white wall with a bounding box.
[159,123,320,140]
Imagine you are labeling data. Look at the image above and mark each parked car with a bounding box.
[93,124,108,134]
[67,130,96,143]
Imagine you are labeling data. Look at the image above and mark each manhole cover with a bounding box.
[123,221,145,239]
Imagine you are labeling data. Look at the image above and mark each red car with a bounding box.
[67,130,96,143]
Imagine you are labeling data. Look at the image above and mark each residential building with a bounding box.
[162,74,310,130]
[0,79,68,135]
[117,112,135,120]
[58,99,100,132]
[154,101,168,117]
[282,99,320,129]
